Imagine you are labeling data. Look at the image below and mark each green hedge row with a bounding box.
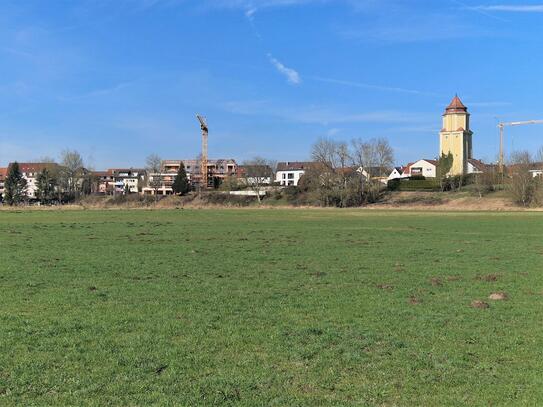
[388,179,441,191]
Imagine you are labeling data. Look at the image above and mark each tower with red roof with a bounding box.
[439,95,473,175]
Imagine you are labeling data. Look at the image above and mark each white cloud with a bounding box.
[222,99,430,125]
[267,54,301,85]
[327,128,341,136]
[467,101,513,108]
[58,81,135,102]
[339,13,489,43]
[472,5,543,12]
[312,76,437,96]
[245,7,257,19]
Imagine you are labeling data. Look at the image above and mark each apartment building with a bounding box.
[141,159,237,195]
[92,168,146,194]
[92,171,115,194]
[275,162,314,186]
[110,168,146,193]
[163,159,237,185]
[236,165,273,185]
[0,167,7,199]
[7,163,61,199]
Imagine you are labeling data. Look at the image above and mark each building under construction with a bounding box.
[163,159,237,186]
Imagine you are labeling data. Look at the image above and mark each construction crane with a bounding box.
[498,119,543,173]
[196,115,208,189]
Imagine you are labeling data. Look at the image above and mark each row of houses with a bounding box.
[387,158,490,181]
[0,159,255,199]
[0,159,320,199]
[2,157,542,200]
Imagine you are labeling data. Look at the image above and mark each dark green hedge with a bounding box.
[388,178,440,191]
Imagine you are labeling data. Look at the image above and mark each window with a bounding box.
[288,173,294,179]
[282,173,286,179]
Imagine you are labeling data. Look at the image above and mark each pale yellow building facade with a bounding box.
[439,96,473,175]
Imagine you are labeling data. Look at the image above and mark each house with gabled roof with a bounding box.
[402,159,438,178]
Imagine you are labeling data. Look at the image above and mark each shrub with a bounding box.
[387,179,400,191]
[396,179,440,191]
[283,186,302,204]
[202,192,255,207]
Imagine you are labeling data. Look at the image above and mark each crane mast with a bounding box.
[498,119,543,173]
[197,115,208,189]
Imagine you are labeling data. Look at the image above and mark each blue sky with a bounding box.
[1,0,543,169]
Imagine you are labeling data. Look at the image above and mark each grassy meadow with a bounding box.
[1,209,543,406]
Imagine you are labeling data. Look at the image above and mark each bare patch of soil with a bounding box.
[476,274,500,282]
[471,300,490,309]
[430,277,442,287]
[409,296,421,305]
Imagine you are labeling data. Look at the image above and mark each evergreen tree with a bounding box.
[36,168,57,204]
[4,162,28,206]
[437,152,454,191]
[172,163,190,195]
[437,152,454,178]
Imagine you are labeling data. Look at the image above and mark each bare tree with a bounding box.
[375,138,394,177]
[351,138,377,177]
[472,166,498,199]
[242,157,274,204]
[509,151,536,206]
[59,149,85,200]
[30,156,57,163]
[145,154,163,198]
[351,138,393,178]
[536,146,543,167]
[311,138,339,171]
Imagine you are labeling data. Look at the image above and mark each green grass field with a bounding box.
[1,209,543,406]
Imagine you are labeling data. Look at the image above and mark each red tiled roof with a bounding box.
[91,171,112,177]
[445,95,468,114]
[423,159,438,166]
[468,159,489,172]
[0,167,7,181]
[8,162,59,173]
[402,162,416,175]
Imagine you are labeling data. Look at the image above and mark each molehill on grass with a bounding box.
[489,292,508,301]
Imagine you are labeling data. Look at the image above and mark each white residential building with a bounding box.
[0,167,7,199]
[402,159,438,178]
[275,162,314,186]
[387,167,408,181]
[467,159,489,175]
[109,168,146,193]
[8,163,61,199]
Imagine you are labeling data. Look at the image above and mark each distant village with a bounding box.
[1,96,542,203]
